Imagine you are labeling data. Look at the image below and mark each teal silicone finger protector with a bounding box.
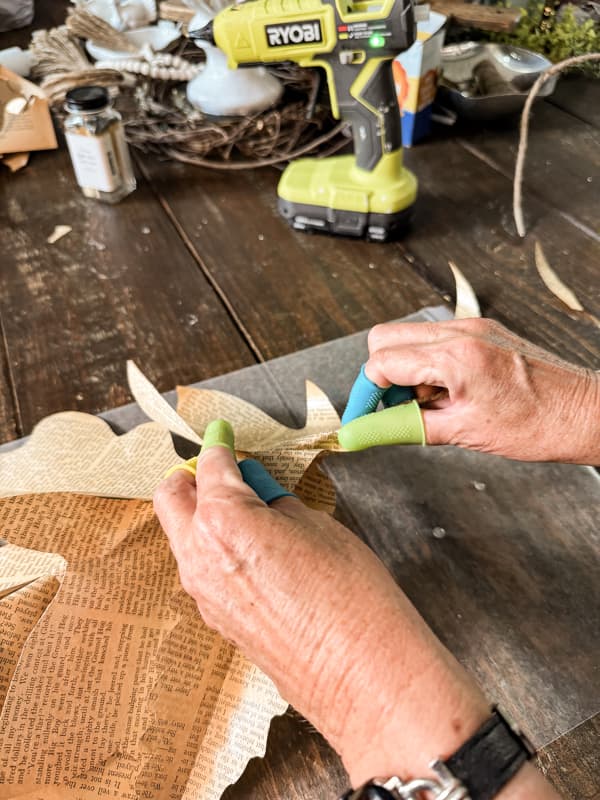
[239,459,296,505]
[338,400,426,451]
[382,384,415,407]
[341,364,386,425]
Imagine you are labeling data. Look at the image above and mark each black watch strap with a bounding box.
[444,707,534,800]
[340,788,394,800]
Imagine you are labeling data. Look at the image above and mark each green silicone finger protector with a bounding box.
[337,400,426,451]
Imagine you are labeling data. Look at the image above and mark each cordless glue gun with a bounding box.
[191,0,418,241]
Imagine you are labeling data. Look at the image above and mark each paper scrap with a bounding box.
[449,261,481,319]
[0,66,57,155]
[0,412,181,500]
[174,381,341,451]
[534,241,584,312]
[47,224,73,244]
[0,369,344,511]
[1,151,29,171]
[0,493,288,799]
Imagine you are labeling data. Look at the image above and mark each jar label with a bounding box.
[65,130,121,193]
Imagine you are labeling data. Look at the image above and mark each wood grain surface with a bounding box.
[137,159,442,359]
[142,123,600,370]
[0,6,598,797]
[454,101,600,233]
[0,342,18,444]
[0,147,255,437]
[537,714,600,799]
[429,0,521,31]
[400,137,600,368]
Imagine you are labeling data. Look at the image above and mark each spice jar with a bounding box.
[64,86,136,204]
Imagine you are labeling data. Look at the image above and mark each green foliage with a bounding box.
[491,2,599,75]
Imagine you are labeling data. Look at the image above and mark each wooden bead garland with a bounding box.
[95,53,200,81]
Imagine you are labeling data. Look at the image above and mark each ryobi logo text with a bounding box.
[266,20,322,47]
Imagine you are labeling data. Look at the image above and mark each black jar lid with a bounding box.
[65,86,109,112]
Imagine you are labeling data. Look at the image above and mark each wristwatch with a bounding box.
[339,708,534,800]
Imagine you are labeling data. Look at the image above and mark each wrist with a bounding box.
[541,366,600,465]
[553,367,600,465]
[308,606,490,786]
[338,659,490,786]
[573,369,600,465]
[341,726,559,800]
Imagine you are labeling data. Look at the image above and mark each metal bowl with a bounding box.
[437,42,557,121]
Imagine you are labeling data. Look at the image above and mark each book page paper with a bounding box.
[0,543,66,707]
[127,361,202,445]
[0,366,347,798]
[0,413,180,500]
[127,363,343,513]
[0,493,287,800]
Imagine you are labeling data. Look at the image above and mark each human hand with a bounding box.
[154,422,490,785]
[341,319,599,464]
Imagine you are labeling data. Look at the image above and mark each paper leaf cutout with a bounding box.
[0,493,288,799]
[175,381,341,452]
[293,455,337,513]
[449,261,481,319]
[127,360,202,444]
[127,363,342,513]
[534,241,584,312]
[175,383,341,513]
[0,412,181,500]
[0,543,65,706]
[0,543,66,596]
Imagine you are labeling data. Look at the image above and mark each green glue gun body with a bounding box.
[193,0,418,241]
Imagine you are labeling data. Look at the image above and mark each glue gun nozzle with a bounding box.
[188,20,216,45]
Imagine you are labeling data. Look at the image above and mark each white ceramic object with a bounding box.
[85,21,180,61]
[72,0,156,31]
[182,0,230,11]
[186,8,282,116]
[0,46,34,77]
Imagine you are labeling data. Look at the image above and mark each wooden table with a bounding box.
[1,5,599,798]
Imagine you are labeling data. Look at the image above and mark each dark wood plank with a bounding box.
[454,99,600,232]
[143,135,600,371]
[0,333,18,443]
[537,715,600,799]
[0,146,255,436]
[398,137,600,368]
[138,158,443,360]
[221,712,348,800]
[429,0,521,31]
[549,75,600,129]
[0,0,70,50]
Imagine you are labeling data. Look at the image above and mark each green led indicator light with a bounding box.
[369,33,385,48]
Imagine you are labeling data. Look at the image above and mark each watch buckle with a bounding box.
[381,764,470,799]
